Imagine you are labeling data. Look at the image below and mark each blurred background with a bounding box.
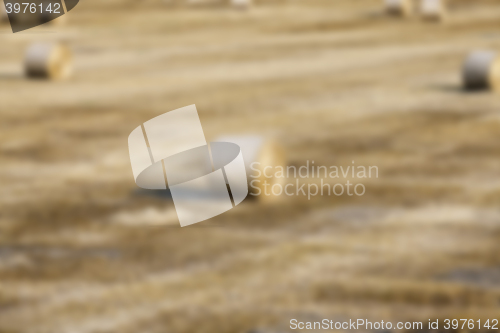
[1,0,500,332]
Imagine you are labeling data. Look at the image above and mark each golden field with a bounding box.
[1,0,500,332]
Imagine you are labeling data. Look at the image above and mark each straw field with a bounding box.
[1,0,500,332]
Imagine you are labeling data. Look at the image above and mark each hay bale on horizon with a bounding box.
[385,0,414,17]
[25,43,72,80]
[420,0,447,21]
[462,50,500,91]
[231,0,252,10]
[186,0,253,9]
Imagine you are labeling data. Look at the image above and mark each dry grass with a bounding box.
[1,0,500,332]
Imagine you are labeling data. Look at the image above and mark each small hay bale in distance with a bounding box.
[420,0,447,21]
[385,0,414,17]
[214,135,286,201]
[186,0,252,9]
[25,43,72,80]
[462,51,500,91]
[230,0,252,10]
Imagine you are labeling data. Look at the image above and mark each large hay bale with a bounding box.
[215,136,286,201]
[420,0,447,21]
[24,43,72,80]
[385,0,414,17]
[462,51,500,91]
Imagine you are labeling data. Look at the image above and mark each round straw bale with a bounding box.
[185,0,221,7]
[420,0,447,21]
[462,51,500,91]
[214,136,286,201]
[231,0,252,10]
[25,43,72,80]
[385,0,414,17]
